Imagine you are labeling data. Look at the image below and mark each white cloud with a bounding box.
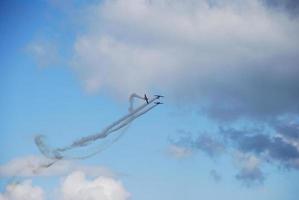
[0,170,129,200]
[68,0,299,122]
[60,171,130,200]
[0,155,115,178]
[0,180,44,200]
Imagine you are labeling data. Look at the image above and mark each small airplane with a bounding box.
[144,94,149,104]
[154,95,164,99]
[155,102,163,105]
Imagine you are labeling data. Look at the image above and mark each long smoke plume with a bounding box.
[35,93,161,161]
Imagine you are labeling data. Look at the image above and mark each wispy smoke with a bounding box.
[34,93,161,161]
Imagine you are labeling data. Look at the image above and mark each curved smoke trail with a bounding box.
[35,93,161,160]
[66,103,159,159]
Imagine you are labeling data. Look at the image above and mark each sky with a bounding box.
[1,0,299,200]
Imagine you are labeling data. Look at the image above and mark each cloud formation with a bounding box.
[170,124,299,185]
[0,180,44,200]
[263,0,299,15]
[70,0,299,122]
[0,171,129,200]
[222,127,299,169]
[61,171,130,200]
[275,121,299,141]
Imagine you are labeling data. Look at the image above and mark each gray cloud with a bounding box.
[222,127,299,169]
[274,122,299,140]
[169,130,225,158]
[68,0,299,123]
[193,135,225,157]
[235,167,265,186]
[170,123,299,185]
[263,0,299,15]
[270,137,299,162]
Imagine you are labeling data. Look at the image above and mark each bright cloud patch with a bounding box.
[0,171,129,200]
[72,0,299,122]
[61,171,130,200]
[0,180,44,200]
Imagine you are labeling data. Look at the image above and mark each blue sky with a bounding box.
[1,1,299,200]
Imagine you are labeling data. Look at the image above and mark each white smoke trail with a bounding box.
[108,104,158,133]
[50,104,158,160]
[59,95,158,150]
[64,104,159,159]
[35,94,161,160]
[6,94,161,188]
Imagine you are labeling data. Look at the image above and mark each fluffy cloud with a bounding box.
[263,0,299,15]
[61,171,130,200]
[0,180,44,200]
[71,0,299,122]
[0,155,115,178]
[171,124,299,185]
[0,171,129,200]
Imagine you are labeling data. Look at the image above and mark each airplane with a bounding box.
[154,95,164,99]
[155,102,163,105]
[144,94,149,104]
